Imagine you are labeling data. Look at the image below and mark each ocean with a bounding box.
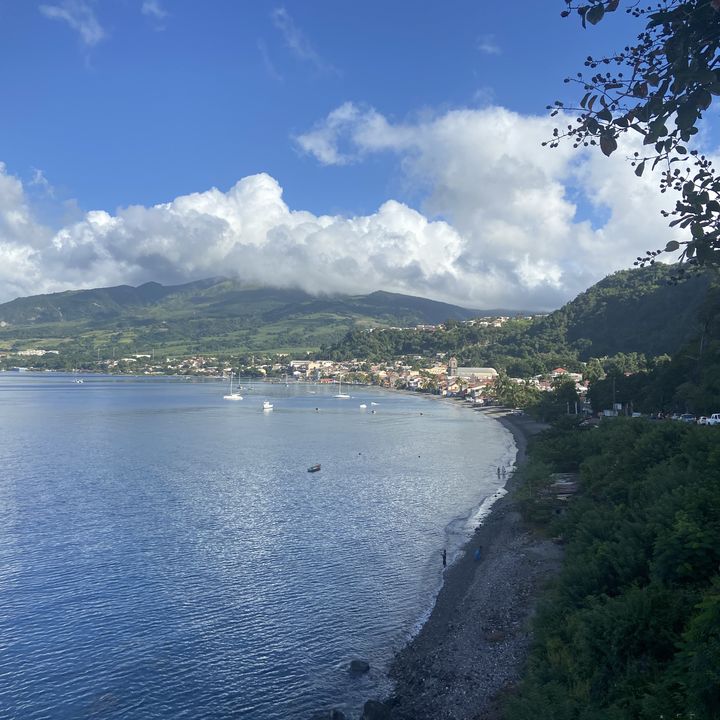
[0,374,515,719]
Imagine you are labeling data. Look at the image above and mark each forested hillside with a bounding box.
[324,265,717,376]
[507,420,720,720]
[0,280,483,356]
[587,281,720,415]
[539,264,712,359]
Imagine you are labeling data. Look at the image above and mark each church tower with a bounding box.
[448,356,458,377]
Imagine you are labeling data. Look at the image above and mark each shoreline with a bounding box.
[377,407,559,720]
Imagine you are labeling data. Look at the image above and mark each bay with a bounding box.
[0,373,515,719]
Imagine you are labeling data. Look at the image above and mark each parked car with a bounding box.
[679,413,696,423]
[707,413,720,426]
[697,416,709,425]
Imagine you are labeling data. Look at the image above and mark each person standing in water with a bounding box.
[442,549,447,567]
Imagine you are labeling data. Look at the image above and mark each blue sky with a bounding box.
[0,1,694,309]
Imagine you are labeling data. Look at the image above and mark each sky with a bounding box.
[0,0,710,310]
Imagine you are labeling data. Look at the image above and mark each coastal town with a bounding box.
[1,339,587,409]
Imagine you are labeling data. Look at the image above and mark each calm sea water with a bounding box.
[0,374,515,720]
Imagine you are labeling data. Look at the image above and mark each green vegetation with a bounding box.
[324,264,717,377]
[587,283,720,414]
[0,280,482,358]
[506,419,720,719]
[0,264,720,394]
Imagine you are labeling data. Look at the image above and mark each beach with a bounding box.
[373,407,561,720]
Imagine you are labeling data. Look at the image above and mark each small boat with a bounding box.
[370,402,379,406]
[263,400,273,411]
[359,404,367,409]
[334,377,350,399]
[223,372,243,401]
[307,464,321,473]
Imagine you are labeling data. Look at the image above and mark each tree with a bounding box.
[549,0,720,268]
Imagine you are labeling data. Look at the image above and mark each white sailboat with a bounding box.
[262,400,274,411]
[223,373,243,400]
[334,376,350,399]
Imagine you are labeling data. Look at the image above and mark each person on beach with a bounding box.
[474,547,482,561]
[497,466,501,479]
[442,549,447,567]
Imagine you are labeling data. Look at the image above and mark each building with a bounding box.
[454,367,498,382]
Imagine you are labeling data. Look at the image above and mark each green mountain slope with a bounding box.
[536,264,714,359]
[0,279,486,355]
[323,265,719,372]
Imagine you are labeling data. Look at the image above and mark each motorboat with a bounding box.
[307,464,321,473]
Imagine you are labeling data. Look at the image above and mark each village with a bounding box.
[1,344,588,410]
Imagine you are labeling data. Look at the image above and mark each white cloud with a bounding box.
[0,165,468,306]
[29,168,55,198]
[477,34,501,55]
[141,0,167,20]
[0,103,691,310]
[39,0,105,47]
[271,6,338,74]
[295,103,687,308]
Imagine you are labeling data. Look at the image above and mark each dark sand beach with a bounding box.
[377,407,561,720]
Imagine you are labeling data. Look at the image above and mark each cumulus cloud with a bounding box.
[39,0,105,46]
[296,103,687,309]
[0,164,468,305]
[0,103,691,310]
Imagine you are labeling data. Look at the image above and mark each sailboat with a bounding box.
[223,373,243,401]
[262,400,274,411]
[334,376,350,399]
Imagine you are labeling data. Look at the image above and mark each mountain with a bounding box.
[532,264,715,359]
[0,279,491,355]
[321,264,719,372]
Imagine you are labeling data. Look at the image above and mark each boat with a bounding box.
[334,377,350,399]
[370,402,379,406]
[223,373,243,401]
[359,403,367,409]
[263,400,273,411]
[307,464,321,473]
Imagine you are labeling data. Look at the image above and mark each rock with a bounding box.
[349,659,371,674]
[361,699,391,720]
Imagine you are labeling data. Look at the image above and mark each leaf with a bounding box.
[691,224,705,239]
[600,134,617,156]
[635,161,646,177]
[597,107,612,122]
[696,89,713,110]
[586,4,605,24]
[665,240,680,252]
[633,82,649,98]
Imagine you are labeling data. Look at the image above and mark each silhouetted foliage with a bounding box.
[550,0,720,268]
